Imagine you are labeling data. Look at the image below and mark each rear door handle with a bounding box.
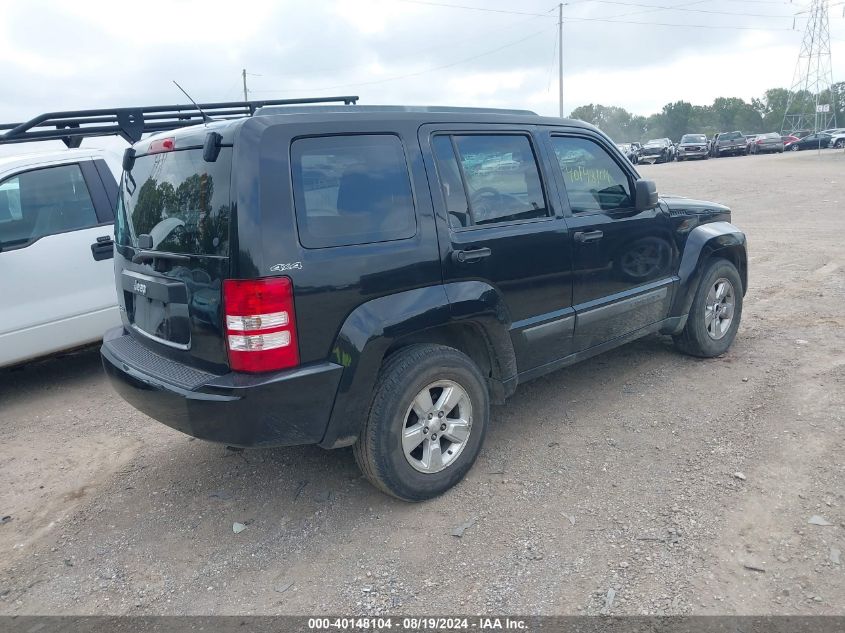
[573,230,604,244]
[91,235,114,261]
[452,247,492,263]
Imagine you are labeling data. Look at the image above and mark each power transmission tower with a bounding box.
[782,0,837,135]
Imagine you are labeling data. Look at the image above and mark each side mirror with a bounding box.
[634,178,658,212]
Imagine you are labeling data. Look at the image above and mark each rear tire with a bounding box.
[353,344,489,501]
[674,258,743,358]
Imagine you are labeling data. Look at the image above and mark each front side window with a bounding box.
[291,135,416,248]
[551,136,633,214]
[0,163,98,250]
[432,134,548,228]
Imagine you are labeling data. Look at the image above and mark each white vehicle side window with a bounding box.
[0,164,98,250]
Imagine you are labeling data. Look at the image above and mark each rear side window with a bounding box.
[0,163,99,250]
[432,134,548,229]
[291,135,416,249]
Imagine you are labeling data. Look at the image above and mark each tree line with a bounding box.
[570,83,844,143]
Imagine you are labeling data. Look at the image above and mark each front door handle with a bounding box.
[91,235,114,261]
[573,230,604,244]
[452,247,492,263]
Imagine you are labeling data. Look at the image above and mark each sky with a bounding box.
[1,0,844,157]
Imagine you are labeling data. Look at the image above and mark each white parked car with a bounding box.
[0,149,121,367]
[0,98,323,368]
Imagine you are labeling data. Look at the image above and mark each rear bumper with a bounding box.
[101,328,343,447]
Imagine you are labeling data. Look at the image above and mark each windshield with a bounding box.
[681,135,706,143]
[645,139,664,146]
[722,132,742,141]
[117,147,232,257]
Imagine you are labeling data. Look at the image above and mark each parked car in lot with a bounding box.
[829,132,845,149]
[637,138,676,164]
[100,103,748,500]
[787,132,832,151]
[750,132,784,154]
[711,131,747,157]
[616,142,639,164]
[0,99,324,369]
[0,149,121,368]
[744,134,758,152]
[676,133,709,161]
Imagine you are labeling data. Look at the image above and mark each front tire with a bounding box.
[353,344,490,501]
[835,139,845,149]
[674,258,743,358]
[790,144,800,151]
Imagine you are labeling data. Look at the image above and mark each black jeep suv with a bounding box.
[102,104,747,501]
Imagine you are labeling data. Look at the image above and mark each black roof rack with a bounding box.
[0,96,359,148]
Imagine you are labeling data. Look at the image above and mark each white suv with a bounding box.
[0,149,121,367]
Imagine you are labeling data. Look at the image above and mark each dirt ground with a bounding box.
[1,150,843,616]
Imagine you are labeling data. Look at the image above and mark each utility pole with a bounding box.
[558,3,564,118]
[242,68,249,102]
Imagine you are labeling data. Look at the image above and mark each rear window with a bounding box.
[291,135,416,249]
[722,132,743,140]
[117,148,232,257]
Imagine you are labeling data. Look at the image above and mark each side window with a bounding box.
[0,164,99,250]
[550,136,633,214]
[448,135,548,227]
[290,135,416,248]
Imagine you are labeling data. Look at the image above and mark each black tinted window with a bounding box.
[0,164,98,250]
[119,148,232,256]
[291,135,416,248]
[449,135,548,226]
[551,137,633,214]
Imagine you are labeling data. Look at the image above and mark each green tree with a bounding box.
[660,101,693,141]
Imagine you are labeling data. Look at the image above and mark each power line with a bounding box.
[558,13,796,29]
[250,10,551,83]
[397,0,552,17]
[252,27,555,94]
[577,0,796,18]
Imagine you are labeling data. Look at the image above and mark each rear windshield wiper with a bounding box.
[131,250,191,263]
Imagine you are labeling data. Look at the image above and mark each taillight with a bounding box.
[148,137,175,154]
[223,277,299,373]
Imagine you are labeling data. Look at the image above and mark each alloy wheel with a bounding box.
[401,380,473,474]
[704,278,735,340]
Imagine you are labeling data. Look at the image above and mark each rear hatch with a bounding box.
[115,141,233,373]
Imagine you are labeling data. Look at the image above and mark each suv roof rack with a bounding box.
[0,96,360,148]
[255,104,538,117]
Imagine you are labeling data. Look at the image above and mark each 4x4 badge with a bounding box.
[133,280,147,295]
[270,262,303,272]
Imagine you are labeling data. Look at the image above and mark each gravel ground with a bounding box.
[1,150,843,616]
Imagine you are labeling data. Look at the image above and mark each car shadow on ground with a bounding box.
[4,334,689,526]
[0,345,103,405]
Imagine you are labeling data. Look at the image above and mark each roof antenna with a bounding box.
[172,80,214,123]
